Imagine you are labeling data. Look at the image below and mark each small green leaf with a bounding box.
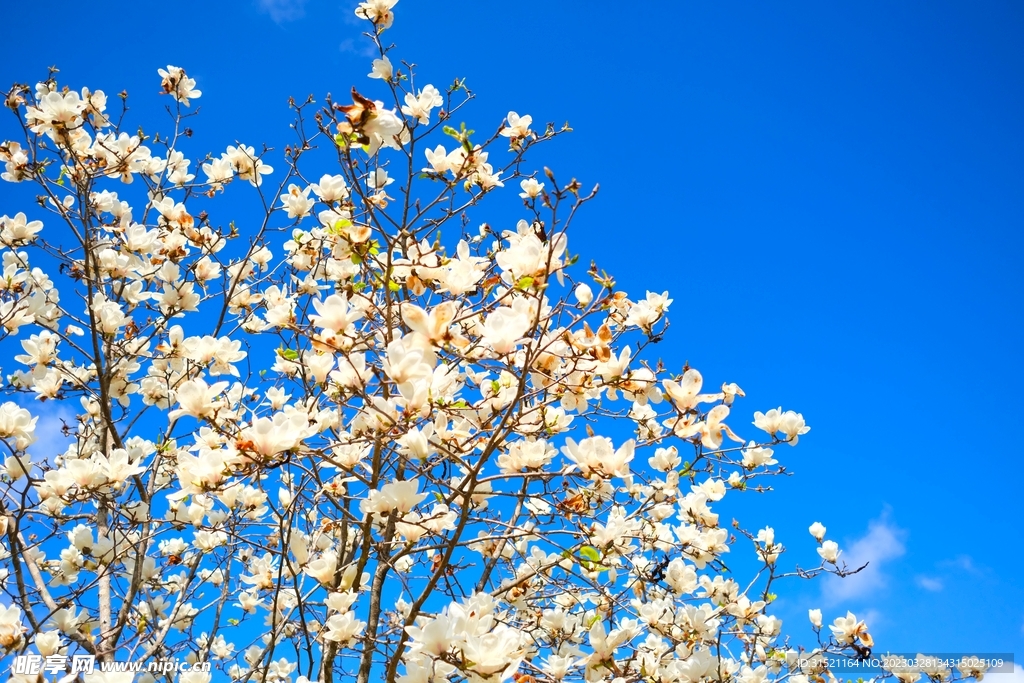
[490,379,501,394]
[388,280,400,292]
[516,276,534,290]
[277,348,299,361]
[578,546,601,563]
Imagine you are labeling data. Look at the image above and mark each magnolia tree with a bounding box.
[0,3,993,683]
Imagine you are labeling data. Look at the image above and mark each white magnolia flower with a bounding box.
[482,306,530,354]
[561,436,634,479]
[0,403,36,451]
[158,65,202,106]
[323,611,366,645]
[310,174,350,202]
[280,184,315,219]
[0,604,25,650]
[0,212,43,246]
[401,85,442,125]
[169,378,229,422]
[309,294,363,333]
[354,0,398,29]
[817,540,840,564]
[369,56,393,80]
[500,111,533,140]
[519,177,544,199]
[25,90,85,137]
[423,144,450,174]
[361,479,426,516]
[574,282,594,306]
[829,611,873,647]
[239,411,316,459]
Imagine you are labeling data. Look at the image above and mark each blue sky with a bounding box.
[2,0,1023,668]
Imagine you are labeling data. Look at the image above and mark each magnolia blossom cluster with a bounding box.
[0,4,984,683]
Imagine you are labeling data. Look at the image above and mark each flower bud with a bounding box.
[817,540,840,564]
[575,283,593,306]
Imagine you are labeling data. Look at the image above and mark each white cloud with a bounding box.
[26,402,75,464]
[821,516,906,604]
[914,575,943,592]
[338,38,377,58]
[257,0,307,23]
[939,554,981,575]
[341,1,366,26]
[858,607,884,633]
[996,664,1024,683]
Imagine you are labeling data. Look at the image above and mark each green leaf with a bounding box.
[578,546,601,563]
[277,348,299,361]
[388,280,400,292]
[490,379,501,394]
[516,276,534,290]
[228,618,239,626]
[443,122,475,152]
